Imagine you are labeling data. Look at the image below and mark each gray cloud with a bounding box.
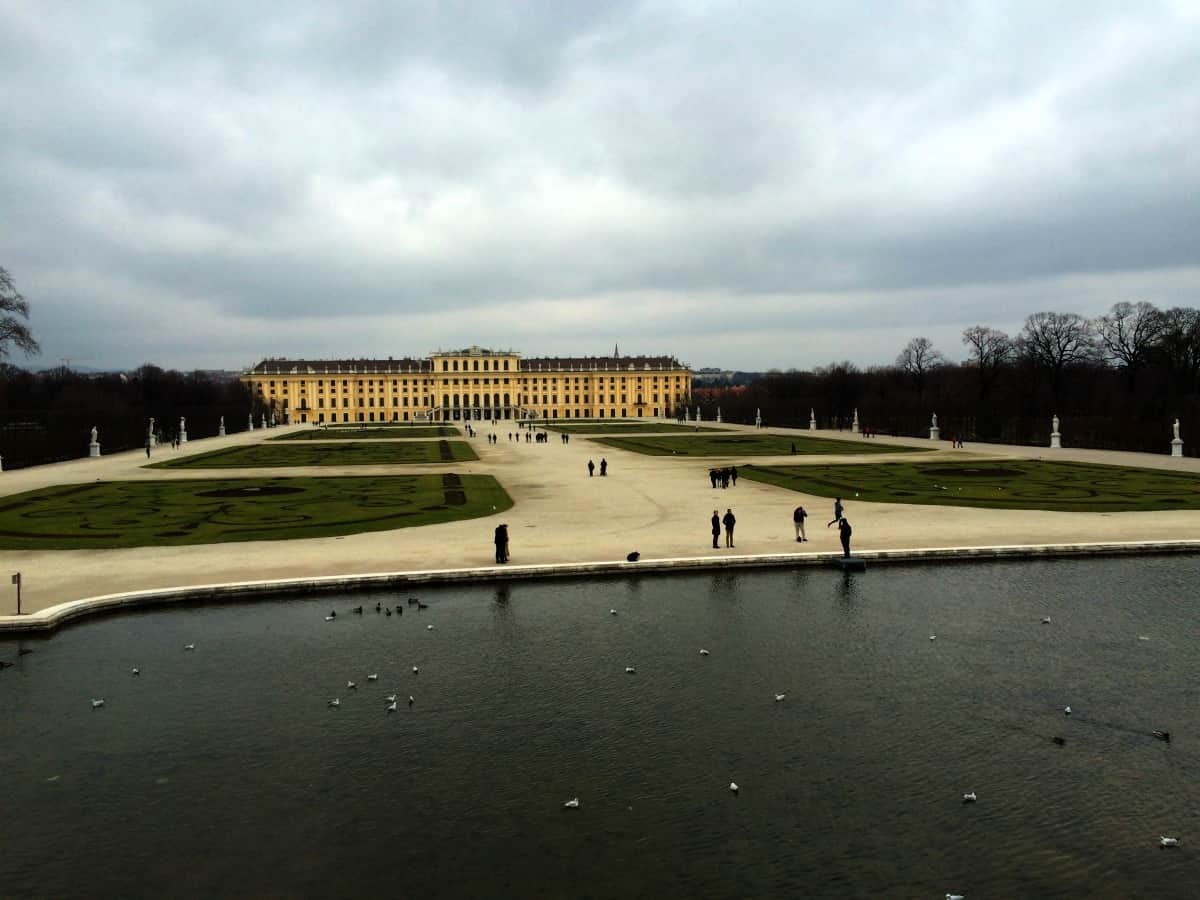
[1,1,1198,371]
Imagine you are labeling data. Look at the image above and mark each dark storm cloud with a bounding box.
[1,1,1197,370]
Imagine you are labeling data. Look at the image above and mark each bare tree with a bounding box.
[1157,307,1200,392]
[895,336,945,399]
[1018,311,1099,408]
[0,267,40,360]
[961,326,1013,392]
[1095,301,1163,387]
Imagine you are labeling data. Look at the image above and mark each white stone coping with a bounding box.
[2,540,1198,634]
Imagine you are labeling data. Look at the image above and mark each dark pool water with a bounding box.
[2,557,1198,899]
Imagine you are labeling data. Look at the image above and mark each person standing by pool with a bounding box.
[722,508,736,548]
[793,505,807,542]
[711,510,720,549]
[838,517,853,558]
[494,524,509,564]
[827,497,844,528]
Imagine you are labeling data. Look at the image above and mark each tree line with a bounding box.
[698,303,1200,455]
[0,365,259,470]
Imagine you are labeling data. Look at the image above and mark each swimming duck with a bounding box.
[962,792,977,803]
[563,798,580,809]
[91,699,105,709]
[327,698,340,707]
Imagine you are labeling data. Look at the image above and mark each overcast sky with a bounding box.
[3,2,1198,372]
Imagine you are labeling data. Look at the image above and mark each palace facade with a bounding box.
[242,346,692,424]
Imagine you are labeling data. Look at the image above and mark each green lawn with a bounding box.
[0,475,511,549]
[149,441,478,468]
[271,426,460,440]
[739,459,1200,512]
[591,433,928,457]
[547,422,724,434]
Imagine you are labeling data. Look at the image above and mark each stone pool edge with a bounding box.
[2,539,1198,634]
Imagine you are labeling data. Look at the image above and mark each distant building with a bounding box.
[242,346,692,424]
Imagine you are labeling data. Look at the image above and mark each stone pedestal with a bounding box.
[1171,438,1184,457]
[89,441,100,458]
[1050,431,1062,449]
[930,426,940,441]
[851,408,860,434]
[179,417,188,444]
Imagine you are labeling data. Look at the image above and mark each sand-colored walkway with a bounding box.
[1,421,1198,621]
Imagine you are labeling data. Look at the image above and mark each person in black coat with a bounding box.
[494,524,509,563]
[711,510,720,549]
[722,508,736,547]
[838,517,852,558]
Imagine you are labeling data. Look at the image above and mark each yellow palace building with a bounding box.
[242,346,693,424]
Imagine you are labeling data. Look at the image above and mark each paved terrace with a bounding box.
[2,422,1198,625]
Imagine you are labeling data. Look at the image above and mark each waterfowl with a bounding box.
[353,606,363,615]
[729,782,739,793]
[386,609,392,616]
[327,698,340,707]
[328,611,336,618]
[946,894,965,900]
[417,602,429,610]
[1152,730,1171,742]
[385,695,397,704]
[131,668,140,676]
[625,666,636,674]
[426,625,434,630]
[91,699,105,709]
[1160,836,1179,848]
[407,598,419,606]
[700,649,710,656]
[375,603,381,613]
[408,695,414,706]
[386,702,398,713]
[412,666,419,674]
[367,674,378,681]
[929,635,936,641]
[184,644,195,651]
[1041,616,1052,624]
[347,680,357,689]
[610,609,618,616]
[774,693,786,702]
[1052,736,1066,746]
[563,798,580,809]
[962,792,977,803]
[326,615,336,621]
[1064,706,1072,716]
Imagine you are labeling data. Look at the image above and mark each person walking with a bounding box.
[730,466,738,487]
[838,517,853,558]
[588,459,595,477]
[793,505,807,542]
[722,508,736,548]
[711,510,721,549]
[827,497,844,528]
[599,458,608,476]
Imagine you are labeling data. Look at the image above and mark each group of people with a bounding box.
[707,466,738,488]
[587,458,608,477]
[493,523,510,563]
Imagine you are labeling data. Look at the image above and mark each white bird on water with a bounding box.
[625,666,637,674]
[367,673,378,681]
[385,695,397,704]
[774,693,786,702]
[408,695,415,706]
[946,894,965,900]
[347,681,357,689]
[700,649,710,656]
[427,625,434,631]
[1041,616,1052,624]
[131,668,140,676]
[183,644,195,651]
[327,698,340,707]
[412,666,419,674]
[386,702,398,713]
[91,699,105,709]
[729,782,739,793]
[609,609,618,616]
[563,798,580,809]
[1160,836,1179,848]
[962,792,977,803]
[929,634,937,641]
[324,615,335,622]
[1064,705,1072,716]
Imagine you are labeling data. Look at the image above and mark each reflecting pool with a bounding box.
[2,556,1197,898]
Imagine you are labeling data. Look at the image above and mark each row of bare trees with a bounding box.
[701,303,1200,454]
